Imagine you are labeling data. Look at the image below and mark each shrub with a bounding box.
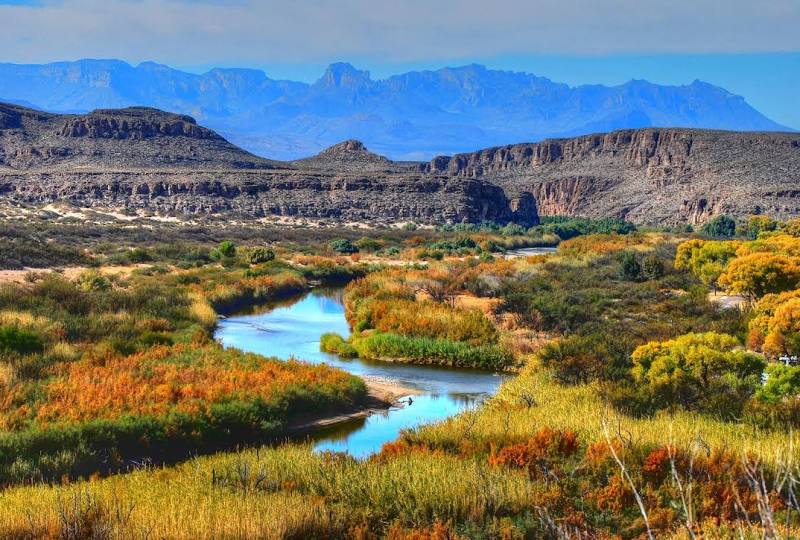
[631,332,766,416]
[0,326,43,355]
[247,247,275,265]
[329,239,359,255]
[618,251,641,281]
[127,247,153,263]
[701,215,736,238]
[75,270,112,292]
[641,254,664,280]
[500,223,526,237]
[218,241,237,258]
[320,333,358,358]
[538,333,632,384]
[353,333,516,371]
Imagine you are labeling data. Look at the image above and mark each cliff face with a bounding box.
[425,128,800,225]
[1,103,798,226]
[0,104,536,225]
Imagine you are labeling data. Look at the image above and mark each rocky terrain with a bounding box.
[425,129,800,224]
[0,104,534,225]
[0,103,798,226]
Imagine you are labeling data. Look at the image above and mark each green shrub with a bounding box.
[353,333,515,371]
[217,241,237,258]
[319,333,358,358]
[0,326,43,355]
[641,254,665,280]
[127,248,153,263]
[539,333,632,384]
[329,239,359,254]
[247,247,275,265]
[701,215,737,238]
[619,251,642,281]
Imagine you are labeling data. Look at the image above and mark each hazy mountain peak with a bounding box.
[317,62,372,89]
[0,59,791,161]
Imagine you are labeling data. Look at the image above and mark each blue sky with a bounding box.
[1,0,798,128]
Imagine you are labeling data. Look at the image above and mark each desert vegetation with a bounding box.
[0,214,798,538]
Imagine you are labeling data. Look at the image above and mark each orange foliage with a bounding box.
[748,289,800,357]
[559,233,650,256]
[488,428,578,477]
[1,344,358,427]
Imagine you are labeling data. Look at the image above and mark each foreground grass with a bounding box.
[410,365,795,466]
[0,445,534,539]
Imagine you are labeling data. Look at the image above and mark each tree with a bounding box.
[619,251,641,281]
[641,254,664,280]
[500,223,526,237]
[747,290,800,357]
[718,253,800,299]
[218,241,236,258]
[631,332,766,415]
[674,239,741,293]
[247,247,275,265]
[329,239,359,254]
[701,214,737,238]
[740,215,777,240]
[757,364,800,403]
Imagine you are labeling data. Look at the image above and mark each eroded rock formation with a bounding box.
[1,103,799,226]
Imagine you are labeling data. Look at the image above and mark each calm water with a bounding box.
[214,289,506,457]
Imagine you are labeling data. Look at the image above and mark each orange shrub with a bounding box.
[0,344,361,427]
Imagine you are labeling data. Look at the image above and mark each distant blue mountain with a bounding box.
[0,59,790,160]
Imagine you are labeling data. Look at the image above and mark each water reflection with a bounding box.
[215,288,507,457]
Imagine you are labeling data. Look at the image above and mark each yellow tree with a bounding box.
[748,290,800,357]
[718,253,800,300]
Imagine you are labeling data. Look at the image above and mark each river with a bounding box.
[214,288,506,458]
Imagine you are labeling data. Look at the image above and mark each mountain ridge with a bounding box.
[0,59,789,161]
[0,103,798,226]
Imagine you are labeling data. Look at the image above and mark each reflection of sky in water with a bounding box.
[215,289,507,457]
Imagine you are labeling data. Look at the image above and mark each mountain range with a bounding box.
[0,59,790,161]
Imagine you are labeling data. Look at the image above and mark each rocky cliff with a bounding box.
[0,104,535,225]
[1,103,798,226]
[425,129,800,225]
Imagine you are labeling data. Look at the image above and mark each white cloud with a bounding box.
[0,0,798,65]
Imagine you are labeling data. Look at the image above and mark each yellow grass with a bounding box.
[412,366,797,465]
[0,445,534,538]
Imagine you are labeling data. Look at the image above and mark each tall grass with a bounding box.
[353,332,517,371]
[410,366,795,465]
[0,445,534,538]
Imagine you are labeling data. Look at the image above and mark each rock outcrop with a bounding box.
[0,104,536,225]
[1,103,798,226]
[425,129,800,225]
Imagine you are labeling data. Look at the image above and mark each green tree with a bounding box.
[701,215,737,238]
[757,364,800,403]
[217,241,237,258]
[740,215,778,240]
[329,239,359,254]
[632,332,766,415]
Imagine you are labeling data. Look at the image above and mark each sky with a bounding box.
[0,0,798,128]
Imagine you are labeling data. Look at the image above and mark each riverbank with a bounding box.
[290,376,421,432]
